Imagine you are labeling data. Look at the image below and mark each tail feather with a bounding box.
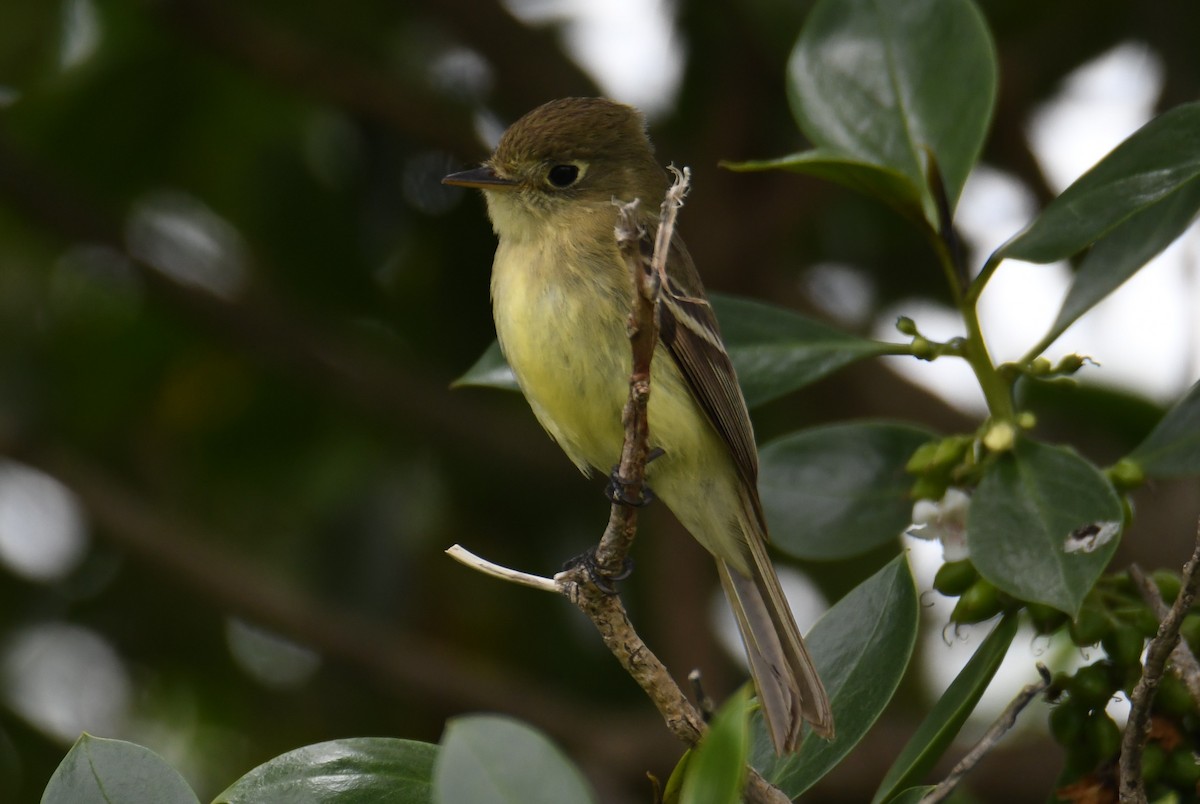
[717,533,834,753]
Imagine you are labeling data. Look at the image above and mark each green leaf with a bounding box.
[722,151,926,225]
[784,0,996,222]
[662,750,693,804]
[886,787,938,804]
[752,554,919,796]
[871,615,1019,803]
[42,734,199,804]
[452,340,518,392]
[998,101,1200,264]
[433,715,595,804]
[711,295,899,408]
[214,738,436,803]
[680,688,751,804]
[759,422,935,560]
[1037,176,1200,351]
[453,294,897,409]
[1126,379,1200,477]
[968,439,1123,616]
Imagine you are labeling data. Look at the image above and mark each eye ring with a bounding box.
[547,163,581,188]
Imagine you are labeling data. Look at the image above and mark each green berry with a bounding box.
[1049,702,1086,745]
[1154,673,1196,718]
[1141,742,1166,784]
[1101,625,1146,671]
[905,441,939,473]
[1181,612,1200,654]
[1164,748,1200,788]
[1153,570,1183,605]
[933,560,978,597]
[1085,711,1121,762]
[951,579,1003,624]
[1070,605,1114,647]
[1108,458,1145,490]
[1070,662,1118,708]
[1028,602,1068,635]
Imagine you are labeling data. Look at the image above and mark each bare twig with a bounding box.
[446,544,558,592]
[1129,563,1200,706]
[922,664,1052,804]
[1119,523,1200,803]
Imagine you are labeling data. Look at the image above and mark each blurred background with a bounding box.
[0,0,1198,801]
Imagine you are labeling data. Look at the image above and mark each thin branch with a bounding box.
[1119,523,1200,804]
[1129,563,1200,706]
[554,168,699,739]
[922,664,1052,804]
[446,544,558,592]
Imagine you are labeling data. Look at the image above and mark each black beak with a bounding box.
[442,166,518,189]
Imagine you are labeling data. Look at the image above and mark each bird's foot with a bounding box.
[604,447,665,507]
[563,550,634,595]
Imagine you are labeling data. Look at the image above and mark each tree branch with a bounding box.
[922,664,1052,804]
[1129,563,1200,707]
[1119,522,1200,803]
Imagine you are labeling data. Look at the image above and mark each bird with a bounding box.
[443,97,833,752]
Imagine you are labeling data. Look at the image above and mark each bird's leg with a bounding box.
[604,446,665,507]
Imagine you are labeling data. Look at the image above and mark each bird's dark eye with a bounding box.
[547,164,580,188]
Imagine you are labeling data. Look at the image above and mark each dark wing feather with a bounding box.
[649,232,761,498]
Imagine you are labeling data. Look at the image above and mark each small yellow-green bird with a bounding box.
[444,97,833,752]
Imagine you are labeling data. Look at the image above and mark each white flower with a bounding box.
[906,487,971,561]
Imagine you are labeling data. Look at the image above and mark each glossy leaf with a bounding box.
[784,0,996,222]
[433,715,594,804]
[453,294,897,409]
[759,422,935,560]
[752,555,919,796]
[1126,378,1200,477]
[42,734,199,804]
[712,295,899,408]
[968,439,1123,616]
[998,101,1200,264]
[215,738,436,803]
[722,151,925,225]
[1038,176,1200,351]
[871,615,1019,803]
[680,688,751,804]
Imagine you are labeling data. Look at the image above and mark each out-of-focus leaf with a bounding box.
[680,688,751,804]
[1126,379,1200,478]
[998,102,1200,264]
[433,715,594,804]
[752,555,919,796]
[871,616,1019,803]
[662,749,693,804]
[1037,177,1200,351]
[42,734,199,804]
[451,340,518,391]
[783,0,996,223]
[968,439,1123,616]
[759,422,934,560]
[886,787,937,803]
[453,294,897,409]
[215,738,436,803]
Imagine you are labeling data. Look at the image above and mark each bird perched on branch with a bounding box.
[444,97,833,752]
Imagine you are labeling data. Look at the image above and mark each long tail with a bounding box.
[717,533,834,753]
